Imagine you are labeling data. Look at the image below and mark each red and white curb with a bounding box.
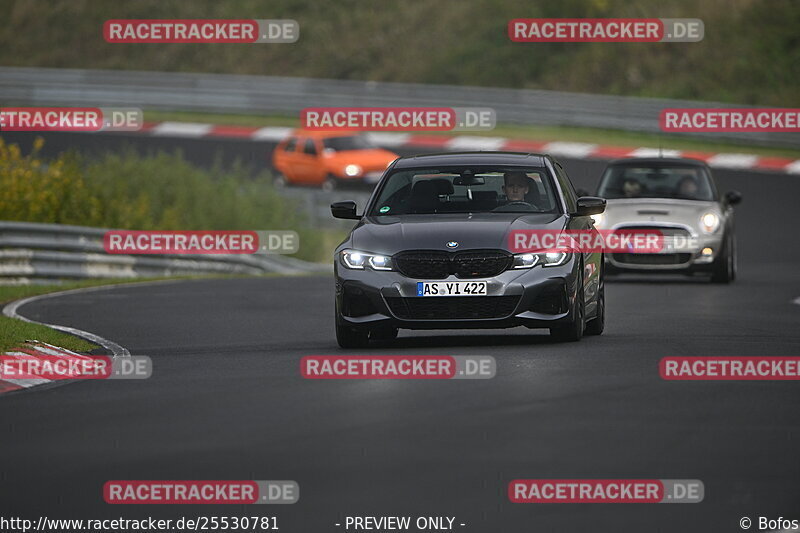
[0,341,91,395]
[0,284,135,396]
[124,121,800,174]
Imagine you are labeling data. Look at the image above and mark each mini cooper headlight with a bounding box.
[344,164,362,177]
[341,249,393,270]
[700,212,720,234]
[512,252,569,269]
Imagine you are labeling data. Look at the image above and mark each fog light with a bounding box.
[702,247,713,256]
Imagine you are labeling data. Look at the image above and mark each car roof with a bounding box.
[606,156,709,167]
[392,151,547,169]
[289,129,363,139]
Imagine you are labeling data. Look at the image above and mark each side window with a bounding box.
[284,137,297,152]
[554,162,578,213]
[303,138,317,156]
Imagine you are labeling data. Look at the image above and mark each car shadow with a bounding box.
[368,331,569,350]
[606,275,712,285]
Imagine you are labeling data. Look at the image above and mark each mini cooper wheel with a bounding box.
[711,233,736,284]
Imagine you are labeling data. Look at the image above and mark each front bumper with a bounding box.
[331,170,385,187]
[335,257,582,331]
[606,232,724,272]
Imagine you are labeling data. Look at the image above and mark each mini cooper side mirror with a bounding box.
[724,190,743,205]
[331,201,361,220]
[574,196,606,217]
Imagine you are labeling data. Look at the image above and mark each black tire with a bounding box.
[370,326,399,342]
[335,300,369,348]
[711,233,736,284]
[273,173,288,188]
[336,321,369,348]
[585,275,605,336]
[321,176,337,192]
[550,270,585,342]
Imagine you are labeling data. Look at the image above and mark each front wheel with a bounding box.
[550,271,585,342]
[273,173,288,188]
[711,233,736,284]
[336,321,369,349]
[370,326,398,342]
[321,176,337,192]
[585,279,605,336]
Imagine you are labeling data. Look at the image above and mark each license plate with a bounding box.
[417,281,487,296]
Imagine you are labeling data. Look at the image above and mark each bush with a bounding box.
[0,138,341,262]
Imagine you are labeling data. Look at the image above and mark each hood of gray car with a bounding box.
[350,213,568,255]
[601,198,720,232]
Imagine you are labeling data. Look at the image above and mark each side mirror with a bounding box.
[724,190,742,206]
[574,196,606,217]
[331,201,361,220]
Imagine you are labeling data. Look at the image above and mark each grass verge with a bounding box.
[0,316,97,354]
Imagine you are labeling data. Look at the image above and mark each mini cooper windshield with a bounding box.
[370,167,562,215]
[597,164,716,201]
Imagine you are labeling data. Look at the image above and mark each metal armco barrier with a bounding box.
[0,221,328,283]
[0,66,796,148]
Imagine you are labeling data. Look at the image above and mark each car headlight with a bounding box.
[344,164,362,177]
[340,249,393,270]
[512,252,569,269]
[590,213,604,228]
[700,212,720,234]
[512,253,538,269]
[538,252,570,267]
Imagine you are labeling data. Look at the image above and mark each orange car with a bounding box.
[271,130,399,190]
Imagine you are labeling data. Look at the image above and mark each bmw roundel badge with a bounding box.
[446,241,459,249]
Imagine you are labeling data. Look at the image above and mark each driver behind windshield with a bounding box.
[502,171,532,202]
[622,178,642,198]
[675,175,699,199]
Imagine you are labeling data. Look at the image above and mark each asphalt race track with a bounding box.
[1,131,800,532]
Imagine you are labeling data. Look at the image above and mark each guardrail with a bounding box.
[0,221,328,283]
[0,66,796,148]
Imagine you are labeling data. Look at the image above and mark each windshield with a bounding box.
[597,165,716,201]
[322,135,375,152]
[369,167,561,215]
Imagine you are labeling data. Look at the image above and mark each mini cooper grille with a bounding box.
[393,250,513,279]
[385,296,520,320]
[612,253,691,265]
[618,225,692,238]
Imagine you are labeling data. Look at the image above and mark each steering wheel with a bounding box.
[493,200,537,212]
